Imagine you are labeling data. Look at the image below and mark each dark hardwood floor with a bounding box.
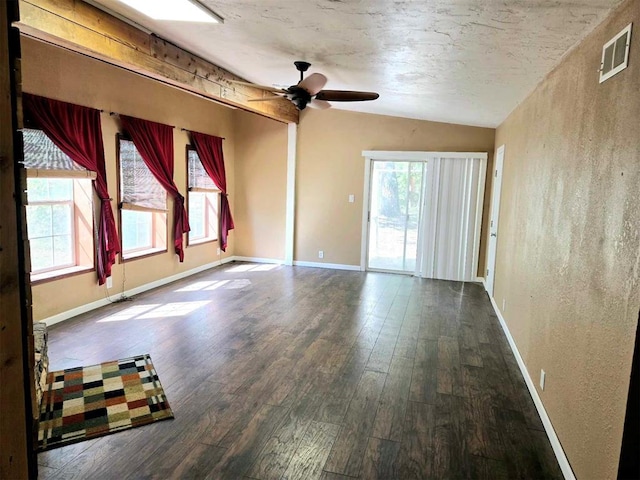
[38,263,562,479]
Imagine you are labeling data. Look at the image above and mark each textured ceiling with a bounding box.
[93,0,624,127]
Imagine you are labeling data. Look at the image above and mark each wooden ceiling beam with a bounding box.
[15,0,299,124]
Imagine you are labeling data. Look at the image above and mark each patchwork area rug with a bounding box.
[38,354,173,451]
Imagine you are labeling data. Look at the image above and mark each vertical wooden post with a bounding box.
[0,0,36,478]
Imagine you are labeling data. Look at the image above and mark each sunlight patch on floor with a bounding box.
[137,301,212,319]
[225,279,251,289]
[97,301,211,322]
[96,304,161,322]
[174,279,238,292]
[225,263,280,273]
[175,280,219,292]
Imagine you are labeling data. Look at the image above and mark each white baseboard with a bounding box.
[41,258,234,327]
[475,276,485,284]
[292,261,361,271]
[487,295,576,480]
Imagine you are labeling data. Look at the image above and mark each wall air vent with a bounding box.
[599,23,632,83]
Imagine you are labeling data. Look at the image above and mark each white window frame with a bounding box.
[25,173,96,282]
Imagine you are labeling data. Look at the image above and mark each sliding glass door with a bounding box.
[363,152,487,281]
[367,161,424,272]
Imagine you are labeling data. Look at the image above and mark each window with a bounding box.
[187,147,219,245]
[117,136,167,259]
[23,129,95,281]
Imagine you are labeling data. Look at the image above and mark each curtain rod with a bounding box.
[180,127,225,140]
[107,112,223,138]
[108,112,175,129]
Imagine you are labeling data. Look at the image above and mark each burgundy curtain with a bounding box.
[120,115,189,261]
[23,93,119,286]
[190,131,234,251]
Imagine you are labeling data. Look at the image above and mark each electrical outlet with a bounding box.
[217,247,221,255]
[502,298,506,312]
[318,250,324,259]
[348,194,355,203]
[540,369,546,391]
[106,277,113,289]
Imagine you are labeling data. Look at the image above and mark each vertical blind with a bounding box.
[417,156,486,282]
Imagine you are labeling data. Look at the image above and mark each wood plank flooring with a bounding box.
[38,263,562,479]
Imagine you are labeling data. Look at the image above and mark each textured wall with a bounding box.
[493,0,640,478]
[296,108,495,268]
[233,110,288,260]
[21,37,237,320]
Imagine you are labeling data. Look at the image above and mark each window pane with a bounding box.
[121,209,152,252]
[26,205,53,238]
[121,209,137,250]
[206,193,218,240]
[614,34,627,68]
[189,192,205,240]
[30,237,53,271]
[49,179,74,201]
[136,225,151,248]
[27,178,73,202]
[53,235,73,266]
[52,204,72,235]
[27,178,50,202]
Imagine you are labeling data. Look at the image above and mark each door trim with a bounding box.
[485,144,505,296]
[360,155,372,271]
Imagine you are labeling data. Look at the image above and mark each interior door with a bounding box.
[485,145,505,297]
[367,160,423,272]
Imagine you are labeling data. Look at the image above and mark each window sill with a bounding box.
[122,247,167,262]
[187,237,218,247]
[31,265,94,285]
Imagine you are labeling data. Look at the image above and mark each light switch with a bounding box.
[348,194,355,203]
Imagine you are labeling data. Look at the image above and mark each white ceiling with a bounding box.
[93,0,624,127]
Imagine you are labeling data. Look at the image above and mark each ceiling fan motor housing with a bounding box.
[286,85,312,110]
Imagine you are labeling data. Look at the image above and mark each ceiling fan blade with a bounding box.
[247,96,286,102]
[315,90,379,102]
[228,79,286,94]
[298,73,327,95]
[308,99,332,110]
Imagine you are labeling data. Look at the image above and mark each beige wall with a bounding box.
[233,110,288,260]
[296,108,495,267]
[21,37,236,320]
[492,0,639,478]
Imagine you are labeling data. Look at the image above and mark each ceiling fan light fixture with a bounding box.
[116,0,223,23]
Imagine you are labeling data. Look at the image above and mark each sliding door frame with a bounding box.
[361,151,488,275]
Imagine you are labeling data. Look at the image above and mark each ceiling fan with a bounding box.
[232,61,379,111]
